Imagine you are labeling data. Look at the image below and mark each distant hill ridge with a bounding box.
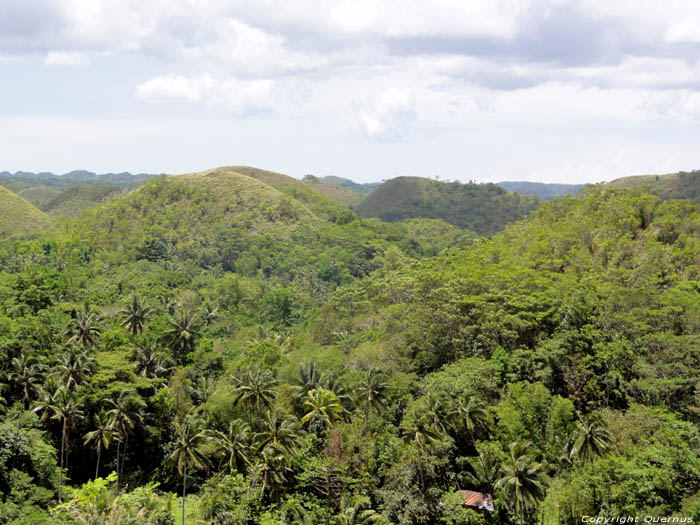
[0,170,159,192]
[495,181,586,201]
[355,176,539,235]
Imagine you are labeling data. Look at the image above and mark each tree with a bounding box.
[356,368,388,432]
[65,308,102,347]
[83,411,113,479]
[301,388,346,429]
[32,387,84,502]
[232,369,277,414]
[168,421,210,525]
[255,409,301,455]
[449,395,490,444]
[134,341,171,381]
[54,348,96,391]
[209,419,252,474]
[165,308,201,361]
[105,390,145,489]
[495,441,547,525]
[335,495,385,525]
[120,295,152,336]
[255,443,291,504]
[569,418,611,464]
[10,352,43,409]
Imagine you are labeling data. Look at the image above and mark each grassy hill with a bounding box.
[608,169,700,202]
[355,176,539,235]
[17,186,62,209]
[0,185,53,235]
[43,184,125,217]
[317,175,381,196]
[496,181,586,200]
[228,166,364,208]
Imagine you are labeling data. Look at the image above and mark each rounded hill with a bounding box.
[0,185,53,235]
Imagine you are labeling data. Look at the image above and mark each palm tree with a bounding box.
[165,308,201,360]
[255,410,301,454]
[134,342,171,381]
[54,348,96,391]
[291,361,323,406]
[83,411,113,479]
[32,387,84,502]
[400,419,442,454]
[335,495,385,524]
[232,369,277,414]
[255,443,291,504]
[464,448,500,494]
[495,441,547,525]
[105,390,145,488]
[301,388,346,429]
[65,308,102,347]
[168,422,210,525]
[200,303,219,326]
[570,419,611,464]
[120,295,152,336]
[10,352,43,409]
[209,419,252,474]
[356,369,388,432]
[332,331,353,354]
[424,395,451,435]
[449,395,490,444]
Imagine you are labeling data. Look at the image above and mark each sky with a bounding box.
[1,1,700,183]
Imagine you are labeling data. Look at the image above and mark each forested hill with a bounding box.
[496,181,586,200]
[1,173,700,523]
[355,176,539,235]
[608,169,700,202]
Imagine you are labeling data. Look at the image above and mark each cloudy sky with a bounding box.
[2,0,700,183]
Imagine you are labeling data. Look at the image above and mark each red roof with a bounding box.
[457,490,494,512]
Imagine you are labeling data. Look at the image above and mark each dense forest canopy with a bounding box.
[0,168,699,524]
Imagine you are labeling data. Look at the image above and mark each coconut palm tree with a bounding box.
[65,308,102,347]
[356,368,388,432]
[165,308,201,361]
[83,411,114,479]
[120,295,152,336]
[208,419,252,474]
[168,422,210,525]
[232,369,277,415]
[335,495,385,525]
[134,342,171,381]
[301,388,346,429]
[449,394,490,444]
[55,348,96,391]
[255,443,291,504]
[464,448,500,494]
[255,410,301,455]
[200,303,219,326]
[291,361,323,405]
[570,418,611,464]
[105,390,145,488]
[10,352,43,409]
[32,387,84,502]
[495,441,547,525]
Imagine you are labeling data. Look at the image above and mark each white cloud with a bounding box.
[43,50,90,67]
[358,88,417,140]
[135,74,277,115]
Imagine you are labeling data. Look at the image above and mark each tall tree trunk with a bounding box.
[95,445,101,479]
[120,433,129,486]
[59,419,66,503]
[181,465,187,525]
[115,439,121,490]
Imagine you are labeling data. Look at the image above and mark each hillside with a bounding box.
[229,165,364,208]
[17,186,62,209]
[43,184,124,217]
[496,180,586,200]
[355,176,539,235]
[0,185,53,235]
[318,175,381,195]
[1,179,700,523]
[608,169,700,202]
